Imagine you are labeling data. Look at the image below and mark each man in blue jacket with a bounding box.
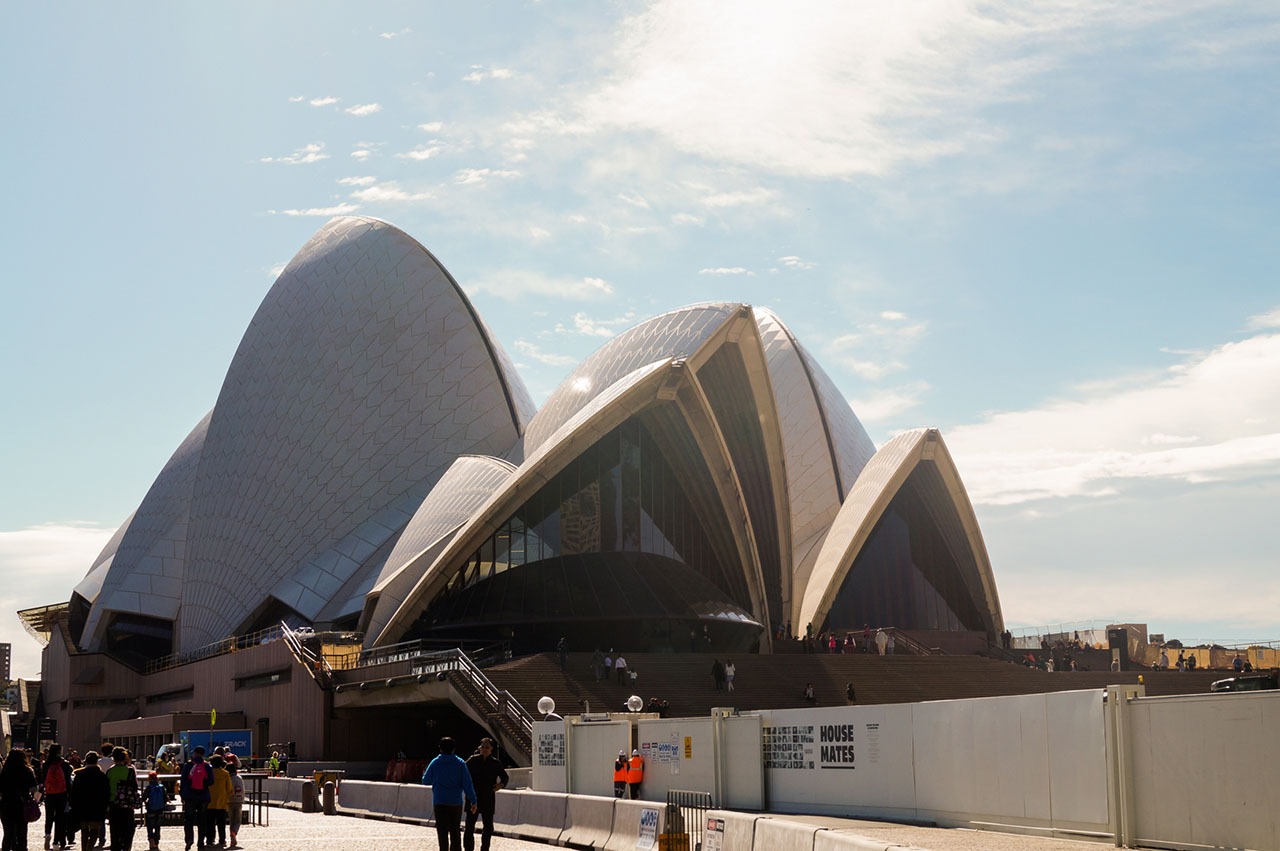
[422,737,477,851]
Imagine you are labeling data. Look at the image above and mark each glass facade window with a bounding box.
[823,462,989,635]
[413,415,761,649]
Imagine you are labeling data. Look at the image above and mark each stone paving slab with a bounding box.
[145,804,1119,851]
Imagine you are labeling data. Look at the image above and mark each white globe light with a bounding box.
[537,696,556,716]
[626,695,643,712]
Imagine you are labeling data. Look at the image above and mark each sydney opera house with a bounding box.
[26,216,1003,759]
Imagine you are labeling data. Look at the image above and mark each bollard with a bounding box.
[300,779,318,813]
[322,781,337,815]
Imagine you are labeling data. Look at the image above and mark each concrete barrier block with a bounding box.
[264,777,291,806]
[814,830,896,851]
[560,794,615,849]
[394,783,434,822]
[604,799,666,851]
[337,780,400,817]
[754,817,823,851]
[493,788,521,835]
[514,789,569,844]
[703,809,763,851]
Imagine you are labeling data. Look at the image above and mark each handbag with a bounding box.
[24,797,41,822]
[114,769,142,809]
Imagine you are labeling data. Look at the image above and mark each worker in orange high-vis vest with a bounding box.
[612,750,628,798]
[627,748,645,799]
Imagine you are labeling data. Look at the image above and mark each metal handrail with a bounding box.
[452,649,533,740]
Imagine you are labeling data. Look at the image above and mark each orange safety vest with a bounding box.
[627,754,644,784]
[614,759,629,783]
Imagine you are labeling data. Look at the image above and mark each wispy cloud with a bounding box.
[267,203,361,217]
[309,96,338,107]
[849,382,930,424]
[398,146,444,161]
[455,168,521,185]
[826,311,927,380]
[699,267,752,276]
[514,339,578,367]
[562,1,1271,181]
[553,311,637,338]
[345,103,382,117]
[379,28,411,40]
[418,122,445,133]
[468,270,614,300]
[260,143,330,165]
[349,182,433,202]
[463,65,514,83]
[338,176,377,187]
[947,321,1280,506]
[779,255,816,270]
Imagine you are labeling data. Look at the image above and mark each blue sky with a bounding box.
[4,2,1279,679]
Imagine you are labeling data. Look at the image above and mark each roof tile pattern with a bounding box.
[523,303,739,454]
[83,217,529,652]
[364,454,516,641]
[80,412,211,644]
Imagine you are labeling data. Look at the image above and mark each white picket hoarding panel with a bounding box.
[532,720,568,793]
[1044,689,1109,828]
[1129,691,1280,851]
[761,704,917,817]
[569,719,632,798]
[722,714,764,810]
[634,717,716,801]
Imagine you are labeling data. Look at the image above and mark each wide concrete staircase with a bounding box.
[484,651,1226,724]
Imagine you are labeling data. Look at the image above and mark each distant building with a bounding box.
[0,642,9,684]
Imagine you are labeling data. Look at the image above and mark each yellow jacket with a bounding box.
[208,767,233,810]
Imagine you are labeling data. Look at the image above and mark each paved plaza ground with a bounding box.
[112,805,1116,851]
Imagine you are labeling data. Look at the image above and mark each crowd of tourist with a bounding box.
[0,743,248,851]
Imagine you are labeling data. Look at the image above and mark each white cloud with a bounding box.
[338,176,377,186]
[698,267,752,276]
[455,168,521,185]
[564,1,1261,180]
[825,311,927,380]
[0,523,114,679]
[309,96,338,107]
[528,226,552,241]
[849,383,930,423]
[779,255,816,270]
[1247,307,1280,330]
[553,311,637,338]
[418,122,445,133]
[349,183,433,202]
[618,192,650,209]
[947,328,1280,506]
[288,96,305,103]
[463,65,515,83]
[514,339,578,367]
[268,203,361,217]
[259,143,330,165]
[379,28,411,40]
[672,213,703,225]
[468,270,614,300]
[398,145,443,161]
[345,103,382,117]
[351,149,374,161]
[700,187,774,208]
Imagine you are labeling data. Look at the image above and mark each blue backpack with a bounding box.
[147,783,167,812]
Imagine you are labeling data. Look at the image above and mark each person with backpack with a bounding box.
[142,773,166,851]
[205,757,232,848]
[178,748,211,851]
[40,743,71,850]
[103,749,138,851]
[69,753,109,851]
